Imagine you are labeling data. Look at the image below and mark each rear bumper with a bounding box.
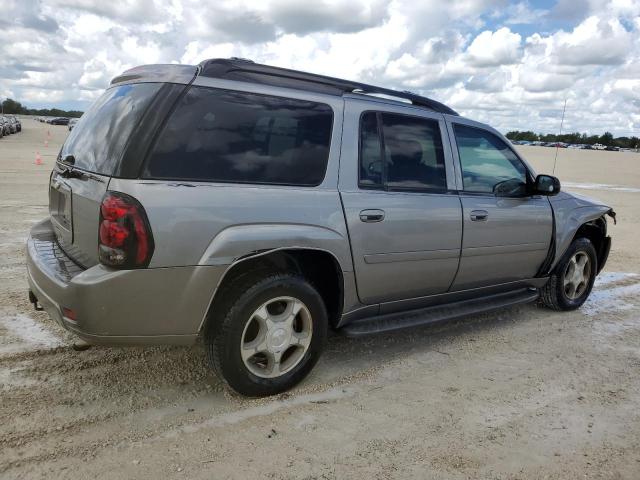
[27,218,226,345]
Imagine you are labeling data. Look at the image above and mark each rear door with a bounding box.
[51,83,163,267]
[339,99,462,305]
[447,119,553,290]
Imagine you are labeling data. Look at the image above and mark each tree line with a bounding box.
[1,98,83,118]
[505,130,639,149]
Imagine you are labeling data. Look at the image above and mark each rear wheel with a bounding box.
[541,237,597,311]
[205,273,327,397]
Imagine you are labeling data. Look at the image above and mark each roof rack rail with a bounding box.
[197,58,458,116]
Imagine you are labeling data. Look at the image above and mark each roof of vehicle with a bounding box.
[110,58,458,116]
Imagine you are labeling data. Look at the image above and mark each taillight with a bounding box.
[98,191,154,268]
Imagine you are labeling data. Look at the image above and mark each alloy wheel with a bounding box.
[563,251,591,300]
[240,296,313,378]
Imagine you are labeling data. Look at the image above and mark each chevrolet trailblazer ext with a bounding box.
[27,58,615,396]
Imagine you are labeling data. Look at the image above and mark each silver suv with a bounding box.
[27,58,615,396]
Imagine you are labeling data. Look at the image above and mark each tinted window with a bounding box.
[359,112,447,191]
[454,124,527,193]
[61,83,161,175]
[144,87,333,186]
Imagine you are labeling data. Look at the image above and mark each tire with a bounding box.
[205,272,328,397]
[541,237,597,311]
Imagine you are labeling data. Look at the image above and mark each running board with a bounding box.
[340,288,539,337]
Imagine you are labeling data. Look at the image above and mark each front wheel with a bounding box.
[205,273,328,397]
[541,237,597,311]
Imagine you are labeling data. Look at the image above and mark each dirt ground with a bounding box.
[1,118,639,479]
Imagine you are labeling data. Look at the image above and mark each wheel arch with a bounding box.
[199,247,346,334]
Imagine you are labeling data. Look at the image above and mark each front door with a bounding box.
[448,121,553,291]
[340,104,462,304]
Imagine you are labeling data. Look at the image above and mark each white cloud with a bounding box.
[1,0,639,136]
[465,28,523,66]
[554,16,633,65]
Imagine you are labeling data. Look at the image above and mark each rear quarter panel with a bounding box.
[106,180,352,272]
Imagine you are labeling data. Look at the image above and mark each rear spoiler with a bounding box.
[110,64,198,86]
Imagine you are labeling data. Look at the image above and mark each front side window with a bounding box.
[454,124,528,194]
[359,112,447,191]
[143,86,333,186]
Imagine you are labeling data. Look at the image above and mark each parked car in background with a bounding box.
[7,116,19,133]
[592,143,606,150]
[0,116,12,135]
[68,118,78,131]
[605,146,620,151]
[50,117,70,126]
[27,58,616,396]
[6,115,21,132]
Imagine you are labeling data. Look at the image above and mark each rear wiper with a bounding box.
[58,164,105,183]
[59,167,85,180]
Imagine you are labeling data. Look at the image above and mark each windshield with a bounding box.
[60,83,161,175]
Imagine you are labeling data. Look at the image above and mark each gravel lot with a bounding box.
[1,118,639,479]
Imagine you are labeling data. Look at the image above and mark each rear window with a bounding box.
[60,83,161,175]
[143,86,334,186]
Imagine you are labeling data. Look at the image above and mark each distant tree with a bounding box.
[540,133,556,142]
[506,130,538,141]
[0,98,83,118]
[599,131,614,146]
[2,98,27,114]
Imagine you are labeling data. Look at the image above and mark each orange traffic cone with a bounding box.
[44,139,49,148]
[35,152,43,165]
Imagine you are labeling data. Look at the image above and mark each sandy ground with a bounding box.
[1,119,639,479]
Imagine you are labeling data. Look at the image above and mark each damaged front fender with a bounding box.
[548,191,615,273]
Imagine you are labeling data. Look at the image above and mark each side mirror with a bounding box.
[534,174,561,196]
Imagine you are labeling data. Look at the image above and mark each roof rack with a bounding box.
[198,58,458,116]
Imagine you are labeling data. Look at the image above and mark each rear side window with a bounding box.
[143,87,334,186]
[359,112,447,191]
[61,83,161,175]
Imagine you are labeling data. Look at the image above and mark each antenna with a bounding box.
[552,98,567,175]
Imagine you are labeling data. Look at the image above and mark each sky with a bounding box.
[1,0,639,136]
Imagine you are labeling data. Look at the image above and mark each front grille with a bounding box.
[31,229,85,283]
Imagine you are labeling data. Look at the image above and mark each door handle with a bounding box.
[470,210,488,221]
[359,209,385,223]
